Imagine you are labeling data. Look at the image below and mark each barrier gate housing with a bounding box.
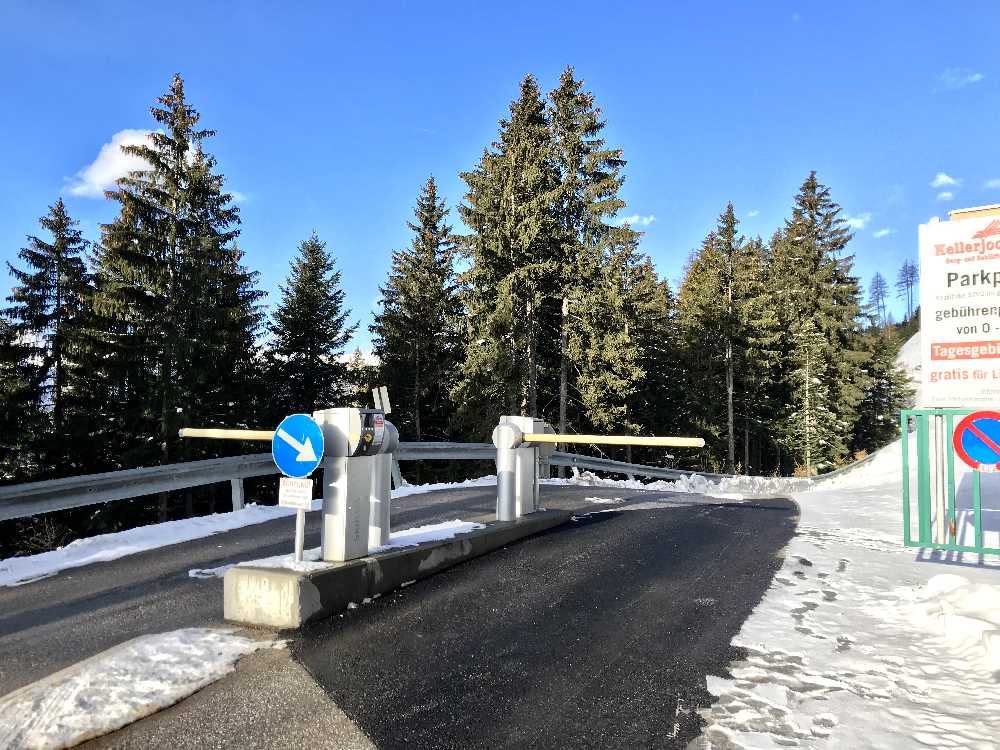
[901,408,1000,555]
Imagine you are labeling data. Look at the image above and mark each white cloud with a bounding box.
[985,178,1000,189]
[873,228,895,239]
[615,214,656,227]
[68,129,154,198]
[747,209,760,218]
[930,172,960,188]
[937,67,985,90]
[937,191,955,202]
[228,190,249,203]
[844,212,872,230]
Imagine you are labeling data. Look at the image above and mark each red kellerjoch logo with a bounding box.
[973,219,1000,240]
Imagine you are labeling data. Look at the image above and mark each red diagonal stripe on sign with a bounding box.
[968,421,1000,458]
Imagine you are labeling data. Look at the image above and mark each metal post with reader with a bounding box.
[492,416,706,521]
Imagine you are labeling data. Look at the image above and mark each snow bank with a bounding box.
[1,477,502,588]
[910,574,1000,672]
[0,628,273,749]
[546,469,807,499]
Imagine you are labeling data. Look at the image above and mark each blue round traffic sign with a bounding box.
[953,411,1000,470]
[272,414,324,478]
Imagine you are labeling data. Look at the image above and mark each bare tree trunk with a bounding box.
[744,420,750,475]
[414,347,421,441]
[558,296,569,478]
[525,299,537,416]
[726,338,735,473]
[804,350,812,474]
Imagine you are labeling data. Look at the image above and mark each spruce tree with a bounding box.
[569,229,649,437]
[629,273,689,464]
[454,74,560,435]
[0,316,42,481]
[93,74,260,518]
[896,260,919,320]
[371,176,463,441]
[343,348,378,408]
[548,66,633,449]
[782,318,835,474]
[4,199,93,475]
[769,172,869,470]
[267,233,357,415]
[677,205,779,472]
[869,272,889,327]
[851,328,913,454]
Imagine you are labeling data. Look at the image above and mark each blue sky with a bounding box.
[2,1,998,351]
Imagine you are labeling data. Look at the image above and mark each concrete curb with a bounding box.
[224,509,572,630]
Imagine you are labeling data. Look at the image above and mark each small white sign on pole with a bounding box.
[919,207,1000,407]
[278,477,313,509]
[279,477,313,562]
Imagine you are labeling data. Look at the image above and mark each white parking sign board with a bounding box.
[920,207,1000,407]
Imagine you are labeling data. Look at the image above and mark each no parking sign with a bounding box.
[952,411,1000,472]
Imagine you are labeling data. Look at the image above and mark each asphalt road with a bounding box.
[294,497,797,749]
[1,485,797,749]
[0,484,646,695]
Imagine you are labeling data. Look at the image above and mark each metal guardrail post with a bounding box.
[230,478,245,511]
[916,413,932,545]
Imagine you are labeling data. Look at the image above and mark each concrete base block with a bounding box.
[224,509,571,630]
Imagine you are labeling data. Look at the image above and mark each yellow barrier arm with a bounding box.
[179,428,275,442]
[522,433,705,448]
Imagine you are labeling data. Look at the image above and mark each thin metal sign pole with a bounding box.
[294,507,305,562]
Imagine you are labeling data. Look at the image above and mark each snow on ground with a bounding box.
[189,519,486,577]
[549,468,810,499]
[0,502,322,587]
[1,477,501,587]
[0,628,274,750]
[688,439,1000,750]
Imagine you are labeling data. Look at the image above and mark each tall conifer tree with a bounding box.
[678,205,778,472]
[4,199,93,475]
[267,234,356,415]
[769,172,869,470]
[548,66,633,448]
[371,176,462,440]
[93,74,260,516]
[454,75,560,435]
[570,230,651,436]
[869,272,889,327]
[0,316,42,480]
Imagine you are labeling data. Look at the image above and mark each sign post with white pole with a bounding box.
[271,413,325,562]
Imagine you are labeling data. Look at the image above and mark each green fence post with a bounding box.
[916,413,932,545]
[946,413,956,543]
[901,411,911,546]
[974,470,984,551]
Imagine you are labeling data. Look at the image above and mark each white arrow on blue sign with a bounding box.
[271,413,324,478]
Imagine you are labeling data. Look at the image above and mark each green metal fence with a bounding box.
[901,408,1000,555]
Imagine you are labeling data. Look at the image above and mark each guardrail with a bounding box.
[549,451,729,482]
[0,441,735,523]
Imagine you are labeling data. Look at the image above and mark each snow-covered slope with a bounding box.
[896,329,922,406]
[691,330,1000,749]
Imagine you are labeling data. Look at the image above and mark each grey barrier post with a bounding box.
[313,408,398,562]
